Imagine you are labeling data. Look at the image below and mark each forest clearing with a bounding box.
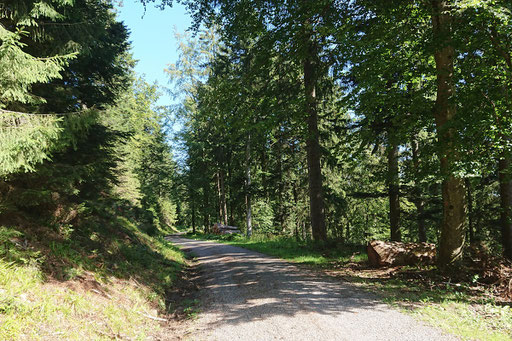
[1,0,512,340]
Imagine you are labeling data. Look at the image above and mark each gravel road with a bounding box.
[167,236,457,341]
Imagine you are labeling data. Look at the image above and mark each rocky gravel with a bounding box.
[167,236,458,341]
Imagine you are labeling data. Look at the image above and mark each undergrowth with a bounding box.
[0,200,187,340]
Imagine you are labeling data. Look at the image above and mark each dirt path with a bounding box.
[167,236,457,341]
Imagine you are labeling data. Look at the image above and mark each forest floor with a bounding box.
[181,233,512,341]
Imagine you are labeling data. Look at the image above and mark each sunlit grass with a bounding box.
[415,302,512,341]
[186,232,367,266]
[0,219,187,340]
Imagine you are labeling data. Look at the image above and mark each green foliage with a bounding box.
[0,0,76,107]
[104,79,178,231]
[164,0,512,263]
[0,27,74,106]
[252,199,274,233]
[0,110,98,176]
[0,113,61,175]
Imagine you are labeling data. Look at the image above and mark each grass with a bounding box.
[0,201,188,340]
[186,232,367,265]
[188,232,512,341]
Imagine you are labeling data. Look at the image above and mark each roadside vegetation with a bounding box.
[0,206,186,340]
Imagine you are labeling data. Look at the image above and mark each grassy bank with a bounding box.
[187,232,512,341]
[0,202,188,340]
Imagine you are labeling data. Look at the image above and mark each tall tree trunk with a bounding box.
[303,22,326,242]
[216,170,222,223]
[227,157,235,226]
[387,142,401,241]
[191,199,196,234]
[345,220,351,244]
[499,156,512,259]
[431,0,466,266]
[411,136,427,242]
[245,134,253,238]
[276,131,285,231]
[475,177,485,241]
[203,179,210,233]
[220,170,228,226]
[465,178,474,244]
[216,169,228,225]
[293,180,300,241]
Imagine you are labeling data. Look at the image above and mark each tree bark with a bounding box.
[303,22,326,242]
[499,156,512,260]
[431,0,466,266]
[220,170,228,226]
[411,137,427,242]
[276,130,285,231]
[203,180,210,233]
[191,194,196,234]
[465,178,474,244]
[216,169,228,226]
[227,157,235,226]
[387,142,401,241]
[245,134,253,238]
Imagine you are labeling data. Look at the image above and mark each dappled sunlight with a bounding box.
[168,236,456,340]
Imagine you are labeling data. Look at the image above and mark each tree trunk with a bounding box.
[387,142,401,241]
[431,0,466,266]
[276,131,285,231]
[217,170,222,223]
[499,156,512,260]
[411,137,427,242]
[201,156,210,233]
[303,22,326,242]
[465,178,474,244]
[245,134,253,238]
[191,196,196,234]
[216,169,228,226]
[227,157,235,226]
[220,170,228,226]
[345,221,350,243]
[203,186,210,233]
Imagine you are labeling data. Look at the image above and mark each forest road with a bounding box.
[167,236,457,341]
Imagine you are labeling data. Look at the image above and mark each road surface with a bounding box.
[167,236,456,341]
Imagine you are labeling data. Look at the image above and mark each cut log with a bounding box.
[211,223,241,235]
[219,229,241,235]
[367,240,436,267]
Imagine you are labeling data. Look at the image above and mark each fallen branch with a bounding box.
[136,311,167,322]
[90,288,112,299]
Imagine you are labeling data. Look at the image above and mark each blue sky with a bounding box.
[115,1,192,107]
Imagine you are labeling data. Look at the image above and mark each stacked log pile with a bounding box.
[367,240,436,267]
[211,223,241,235]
